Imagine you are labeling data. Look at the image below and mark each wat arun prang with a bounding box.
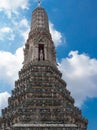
[0,3,88,130]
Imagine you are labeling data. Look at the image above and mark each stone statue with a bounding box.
[40,49,43,60]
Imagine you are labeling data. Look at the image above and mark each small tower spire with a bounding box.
[38,0,41,7]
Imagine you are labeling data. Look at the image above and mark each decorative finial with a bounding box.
[38,0,41,7]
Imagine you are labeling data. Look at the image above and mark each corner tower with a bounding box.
[0,3,88,130]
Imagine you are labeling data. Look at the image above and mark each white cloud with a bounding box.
[49,22,64,47]
[0,92,10,116]
[0,0,29,17]
[11,18,30,42]
[0,27,12,33]
[0,47,23,86]
[18,18,30,42]
[19,19,29,27]
[0,18,30,42]
[58,51,97,107]
[0,26,14,41]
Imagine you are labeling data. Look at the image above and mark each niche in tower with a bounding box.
[38,44,45,61]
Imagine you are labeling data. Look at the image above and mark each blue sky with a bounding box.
[0,0,97,130]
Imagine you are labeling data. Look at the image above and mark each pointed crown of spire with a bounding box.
[31,1,49,32]
[38,0,41,7]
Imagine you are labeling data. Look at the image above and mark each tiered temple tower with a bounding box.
[0,3,88,130]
